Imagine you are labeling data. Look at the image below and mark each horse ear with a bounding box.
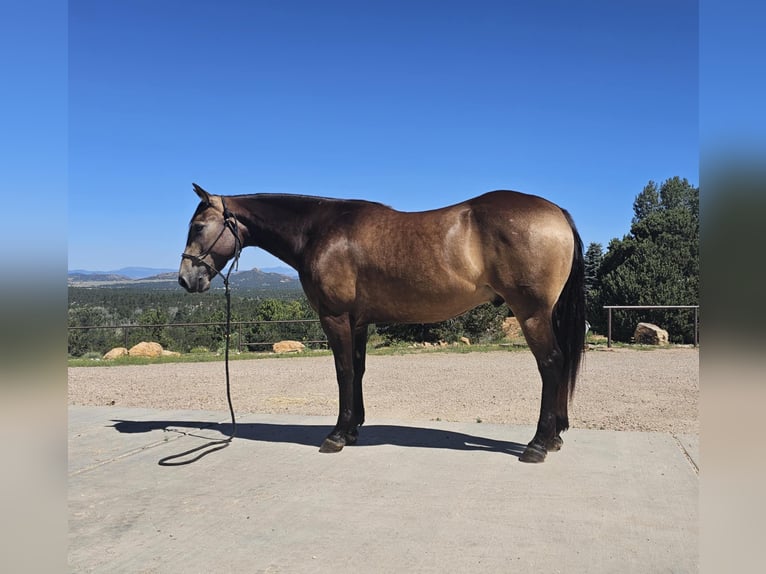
[192,183,211,204]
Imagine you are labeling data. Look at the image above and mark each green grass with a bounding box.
[67,349,333,367]
[67,342,517,367]
[367,341,527,356]
[68,338,695,367]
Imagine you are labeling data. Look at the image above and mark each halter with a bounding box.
[181,197,243,280]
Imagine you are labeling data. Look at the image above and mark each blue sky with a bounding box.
[67,0,699,272]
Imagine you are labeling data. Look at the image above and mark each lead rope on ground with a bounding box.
[159,212,241,466]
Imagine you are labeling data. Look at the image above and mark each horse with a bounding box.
[179,183,585,463]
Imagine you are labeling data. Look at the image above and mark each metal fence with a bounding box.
[68,319,327,356]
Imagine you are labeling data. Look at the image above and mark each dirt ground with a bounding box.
[68,347,699,434]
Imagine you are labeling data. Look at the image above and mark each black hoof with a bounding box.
[546,435,563,452]
[519,443,547,463]
[319,436,345,453]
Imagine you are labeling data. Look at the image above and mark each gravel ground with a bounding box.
[68,347,698,434]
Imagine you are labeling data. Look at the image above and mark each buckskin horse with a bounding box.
[179,183,585,463]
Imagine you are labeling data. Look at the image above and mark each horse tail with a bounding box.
[553,209,586,399]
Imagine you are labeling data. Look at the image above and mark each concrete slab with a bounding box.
[69,406,698,573]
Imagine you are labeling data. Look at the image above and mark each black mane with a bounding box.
[233,193,391,210]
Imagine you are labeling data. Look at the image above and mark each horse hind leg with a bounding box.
[547,379,570,452]
[515,309,567,463]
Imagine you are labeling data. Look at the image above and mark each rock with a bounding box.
[460,336,471,346]
[103,347,128,360]
[502,317,524,340]
[128,341,164,357]
[273,340,306,354]
[162,350,181,357]
[633,322,669,345]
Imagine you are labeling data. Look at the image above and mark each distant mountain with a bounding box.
[68,266,298,279]
[67,272,132,282]
[228,268,300,289]
[69,267,176,279]
[260,266,299,278]
[68,267,302,292]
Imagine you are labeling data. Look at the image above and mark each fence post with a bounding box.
[607,308,612,348]
[694,307,698,347]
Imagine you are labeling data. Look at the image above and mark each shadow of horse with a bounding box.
[110,419,526,459]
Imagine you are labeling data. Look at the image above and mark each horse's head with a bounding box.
[178,183,241,293]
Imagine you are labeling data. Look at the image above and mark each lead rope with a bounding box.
[221,226,241,442]
[159,209,242,466]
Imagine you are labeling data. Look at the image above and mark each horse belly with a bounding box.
[358,276,495,324]
[356,217,493,322]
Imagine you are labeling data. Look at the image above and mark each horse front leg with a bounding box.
[318,313,357,453]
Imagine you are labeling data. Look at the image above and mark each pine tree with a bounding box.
[584,242,604,294]
[584,242,604,329]
[632,180,660,224]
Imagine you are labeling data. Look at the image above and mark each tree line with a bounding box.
[68,287,323,356]
[68,176,699,356]
[68,285,509,357]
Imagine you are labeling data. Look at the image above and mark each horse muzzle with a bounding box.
[178,273,210,293]
[178,259,213,293]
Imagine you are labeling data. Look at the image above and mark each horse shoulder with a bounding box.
[300,208,377,309]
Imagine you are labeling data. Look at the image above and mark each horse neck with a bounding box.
[226,194,322,271]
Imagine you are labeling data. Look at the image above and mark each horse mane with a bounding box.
[230,193,391,211]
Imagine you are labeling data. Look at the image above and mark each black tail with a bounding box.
[553,210,586,400]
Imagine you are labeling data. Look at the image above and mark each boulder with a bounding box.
[460,336,471,346]
[273,340,306,354]
[633,322,669,345]
[162,350,181,357]
[502,317,524,340]
[128,341,164,357]
[103,347,128,360]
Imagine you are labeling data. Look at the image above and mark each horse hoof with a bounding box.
[319,437,345,453]
[519,444,547,463]
[546,436,563,452]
